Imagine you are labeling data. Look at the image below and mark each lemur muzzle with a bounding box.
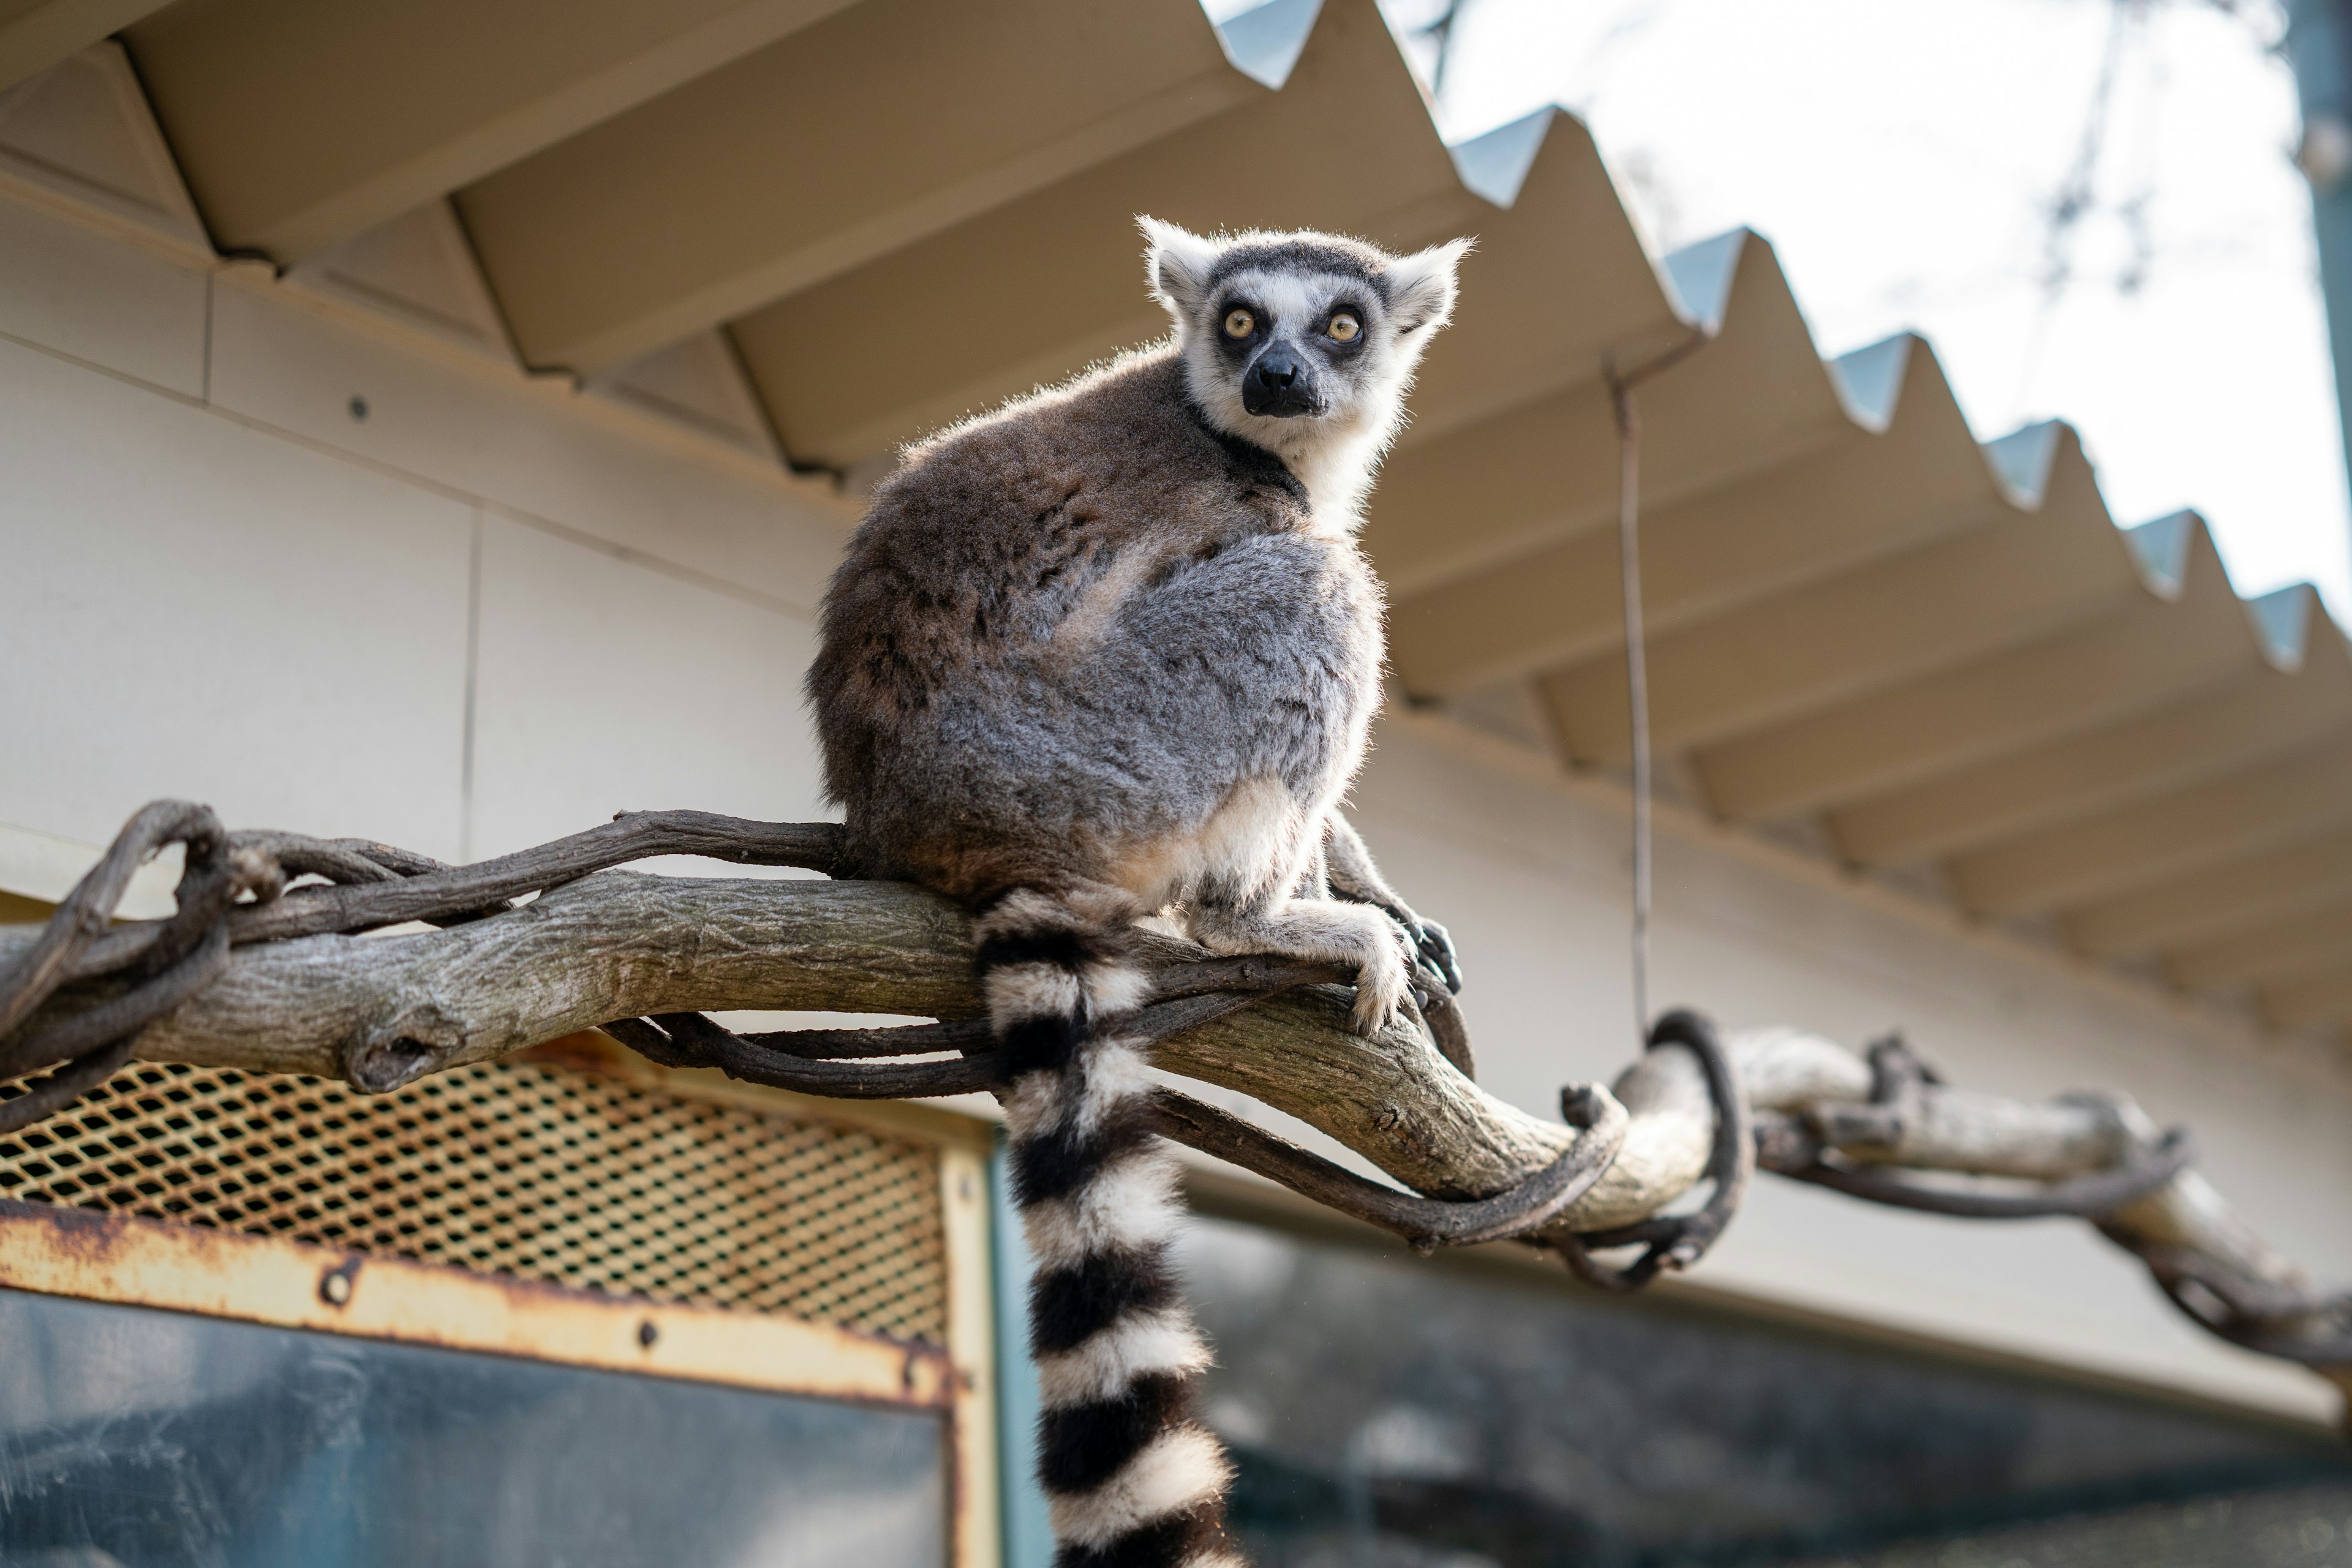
[1243,347,1318,417]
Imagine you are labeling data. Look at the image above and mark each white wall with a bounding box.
[2,173,2346,1425]
[0,185,847,873]
[1351,715,2352,1423]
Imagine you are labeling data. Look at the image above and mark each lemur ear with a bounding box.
[1139,215,1220,322]
[1384,237,1473,335]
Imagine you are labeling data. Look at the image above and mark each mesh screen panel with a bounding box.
[0,1059,949,1344]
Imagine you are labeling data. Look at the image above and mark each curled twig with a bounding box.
[0,801,243,1133]
[0,800,222,1035]
[1554,1009,1754,1292]
[601,1012,998,1099]
[0,923,232,1086]
[1153,1083,1627,1251]
[1769,1124,2198,1219]
[1747,1033,2198,1222]
[2111,1239,2352,1367]
[227,812,845,945]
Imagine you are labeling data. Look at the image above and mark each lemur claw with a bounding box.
[1371,906,1461,996]
[1409,916,1463,996]
[1350,986,1409,1038]
[1341,897,1464,998]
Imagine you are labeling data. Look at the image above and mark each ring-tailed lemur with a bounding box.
[809,218,1469,1567]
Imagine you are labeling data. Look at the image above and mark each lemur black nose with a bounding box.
[1243,349,1316,417]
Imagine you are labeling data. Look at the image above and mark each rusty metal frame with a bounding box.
[938,1137,1003,1568]
[533,1028,1005,1565]
[0,1023,1006,1567]
[0,1197,956,1406]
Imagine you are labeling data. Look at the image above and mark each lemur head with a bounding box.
[1140,217,1470,523]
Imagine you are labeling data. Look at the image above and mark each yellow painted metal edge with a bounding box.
[940,1141,1004,1568]
[0,1197,954,1411]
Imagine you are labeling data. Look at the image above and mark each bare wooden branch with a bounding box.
[2,807,2347,1419]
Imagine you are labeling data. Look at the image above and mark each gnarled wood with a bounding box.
[2,824,2347,1419]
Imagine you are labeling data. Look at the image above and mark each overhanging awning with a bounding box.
[9,0,2340,1034]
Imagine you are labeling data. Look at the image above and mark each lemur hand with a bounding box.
[1406,914,1463,997]
[1319,813,1463,997]
[1336,896,1461,998]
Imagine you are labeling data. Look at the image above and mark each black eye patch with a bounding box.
[1321,300,1370,350]
[1212,299,1264,358]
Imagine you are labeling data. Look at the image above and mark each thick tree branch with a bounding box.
[1,809,2346,1420]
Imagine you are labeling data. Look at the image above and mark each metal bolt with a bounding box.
[318,1263,356,1306]
[638,1319,660,1349]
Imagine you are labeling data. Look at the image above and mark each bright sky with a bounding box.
[1315,0,2352,623]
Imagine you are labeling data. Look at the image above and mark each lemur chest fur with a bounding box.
[865,353,1365,677]
[809,350,1385,897]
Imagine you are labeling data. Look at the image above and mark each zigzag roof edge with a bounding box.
[1434,75,2348,668]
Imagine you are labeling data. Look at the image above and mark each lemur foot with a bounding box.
[1191,900,1412,1038]
[1344,911,1415,1038]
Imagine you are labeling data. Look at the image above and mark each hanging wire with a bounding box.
[1608,371,1653,1040]
[1602,336,1703,1044]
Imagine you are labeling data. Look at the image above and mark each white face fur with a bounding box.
[1140,217,1469,529]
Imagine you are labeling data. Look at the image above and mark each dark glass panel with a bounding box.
[0,1289,948,1568]
[1174,1215,2352,1567]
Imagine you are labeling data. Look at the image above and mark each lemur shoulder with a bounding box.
[810,219,1469,1568]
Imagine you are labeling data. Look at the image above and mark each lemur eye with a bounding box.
[1222,307,1255,339]
[1327,312,1361,342]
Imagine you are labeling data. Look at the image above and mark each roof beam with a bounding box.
[1952,734,2352,918]
[2263,968,2352,1031]
[1368,233,1847,602]
[2063,827,2352,958]
[123,0,864,261]
[1388,341,2000,695]
[460,0,1260,377]
[1392,458,1988,701]
[1828,661,2352,867]
[729,0,1480,470]
[1370,377,1638,605]
[0,0,170,92]
[1694,542,2256,823]
[2166,899,2352,991]
[1536,434,2128,764]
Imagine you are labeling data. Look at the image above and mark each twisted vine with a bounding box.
[2,802,2346,1419]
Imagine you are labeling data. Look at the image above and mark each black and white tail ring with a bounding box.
[980,889,1242,1568]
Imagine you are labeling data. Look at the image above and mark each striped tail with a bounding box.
[978,889,1242,1568]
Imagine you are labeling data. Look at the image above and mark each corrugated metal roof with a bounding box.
[9,0,2345,1035]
